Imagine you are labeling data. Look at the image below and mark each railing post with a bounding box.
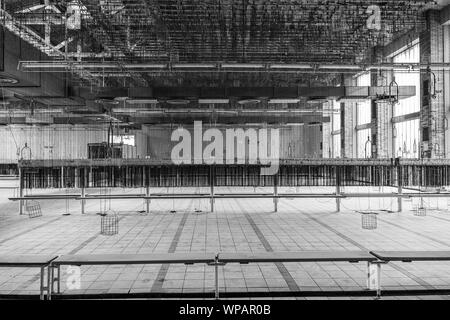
[19,167,23,215]
[336,166,341,212]
[40,266,45,300]
[397,160,402,213]
[214,254,220,300]
[81,187,85,214]
[376,263,382,299]
[274,173,278,213]
[146,186,150,214]
[210,166,215,213]
[60,166,64,189]
[48,264,53,300]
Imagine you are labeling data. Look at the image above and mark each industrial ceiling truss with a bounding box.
[1,0,434,83]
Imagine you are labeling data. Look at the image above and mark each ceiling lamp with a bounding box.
[238,99,261,105]
[269,64,312,70]
[95,99,119,105]
[166,100,191,105]
[268,99,300,104]
[0,76,19,84]
[172,63,216,69]
[198,99,230,104]
[127,99,158,105]
[306,98,328,104]
[221,63,265,69]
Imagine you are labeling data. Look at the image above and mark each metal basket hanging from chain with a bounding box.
[361,212,378,230]
[26,200,42,219]
[413,205,427,217]
[100,212,119,235]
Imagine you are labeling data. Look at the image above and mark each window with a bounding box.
[332,135,341,158]
[330,100,341,158]
[356,73,371,158]
[356,73,371,126]
[392,43,420,158]
[113,135,136,146]
[394,119,419,158]
[393,43,420,117]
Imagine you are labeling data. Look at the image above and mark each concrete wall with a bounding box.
[141,124,323,161]
[0,125,145,163]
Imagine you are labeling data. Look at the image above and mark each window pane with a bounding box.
[356,73,371,125]
[357,129,371,158]
[393,44,420,116]
[394,119,419,158]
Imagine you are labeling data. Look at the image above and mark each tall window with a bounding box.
[356,72,371,158]
[331,100,341,158]
[392,43,420,158]
[356,73,371,124]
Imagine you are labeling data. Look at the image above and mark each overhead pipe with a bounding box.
[18,61,450,73]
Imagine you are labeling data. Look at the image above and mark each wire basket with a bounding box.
[100,214,119,235]
[361,212,378,230]
[25,201,42,219]
[413,206,427,217]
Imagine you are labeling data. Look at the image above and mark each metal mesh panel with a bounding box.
[413,206,427,217]
[25,200,42,218]
[361,213,377,230]
[100,214,119,235]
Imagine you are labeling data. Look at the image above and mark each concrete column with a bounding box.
[372,47,394,158]
[322,102,332,158]
[444,26,450,157]
[343,101,357,158]
[420,11,446,158]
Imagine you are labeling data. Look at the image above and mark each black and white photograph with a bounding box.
[1,0,450,311]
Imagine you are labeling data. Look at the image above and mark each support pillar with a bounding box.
[443,26,450,157]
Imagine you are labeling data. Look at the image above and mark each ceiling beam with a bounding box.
[71,86,416,100]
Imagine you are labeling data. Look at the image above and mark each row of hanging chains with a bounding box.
[106,119,115,215]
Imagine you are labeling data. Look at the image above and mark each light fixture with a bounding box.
[269,64,311,70]
[238,99,261,105]
[166,100,191,105]
[318,65,362,70]
[127,99,158,104]
[0,76,19,84]
[268,99,300,104]
[198,99,229,104]
[307,98,328,104]
[172,63,216,69]
[221,63,265,69]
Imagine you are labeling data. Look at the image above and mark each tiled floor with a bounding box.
[1,186,450,299]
